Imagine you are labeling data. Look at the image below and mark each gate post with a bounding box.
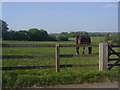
[99,43,108,71]
[55,44,60,72]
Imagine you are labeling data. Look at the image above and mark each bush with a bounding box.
[15,75,40,88]
[2,72,18,88]
[57,35,68,41]
[2,70,118,88]
[48,35,57,41]
[4,28,57,41]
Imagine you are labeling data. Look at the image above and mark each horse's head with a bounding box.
[76,35,82,44]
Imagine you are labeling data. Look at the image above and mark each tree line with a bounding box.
[1,19,119,43]
[1,20,57,41]
[1,19,69,41]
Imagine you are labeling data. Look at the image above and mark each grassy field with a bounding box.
[2,37,119,88]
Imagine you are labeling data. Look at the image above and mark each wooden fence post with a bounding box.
[55,44,60,72]
[99,43,108,71]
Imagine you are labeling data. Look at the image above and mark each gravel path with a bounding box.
[44,81,118,88]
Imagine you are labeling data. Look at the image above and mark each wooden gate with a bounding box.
[108,44,120,70]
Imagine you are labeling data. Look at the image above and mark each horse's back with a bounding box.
[79,36,91,44]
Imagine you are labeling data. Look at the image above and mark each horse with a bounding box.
[76,35,92,54]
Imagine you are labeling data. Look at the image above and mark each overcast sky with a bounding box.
[2,2,118,33]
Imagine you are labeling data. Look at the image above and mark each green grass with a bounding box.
[91,37,106,44]
[3,47,55,55]
[2,39,119,88]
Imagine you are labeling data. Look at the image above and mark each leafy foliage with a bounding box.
[4,28,56,41]
[57,35,68,41]
[0,19,9,39]
[28,28,49,41]
[1,19,119,42]
[2,70,118,88]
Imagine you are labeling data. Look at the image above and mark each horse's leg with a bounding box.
[88,47,92,54]
[82,47,85,54]
[76,46,79,54]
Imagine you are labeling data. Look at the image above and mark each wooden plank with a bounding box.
[1,65,55,70]
[60,54,98,58]
[109,58,120,61]
[111,45,120,47]
[1,64,98,70]
[2,44,55,47]
[59,44,98,47]
[2,44,119,48]
[110,52,120,55]
[2,55,54,59]
[112,46,120,47]
[108,64,120,66]
[2,44,99,47]
[99,43,108,71]
[55,44,60,72]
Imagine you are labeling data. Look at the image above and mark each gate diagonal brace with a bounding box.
[109,48,120,57]
[108,58,120,70]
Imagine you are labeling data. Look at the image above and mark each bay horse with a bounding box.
[76,35,92,54]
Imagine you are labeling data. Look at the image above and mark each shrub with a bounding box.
[2,70,118,88]
[57,35,68,41]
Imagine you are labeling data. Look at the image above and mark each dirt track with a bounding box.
[44,81,118,88]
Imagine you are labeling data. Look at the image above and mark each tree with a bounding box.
[28,28,41,41]
[17,30,29,40]
[7,30,17,40]
[57,35,68,41]
[82,32,89,36]
[0,19,9,40]
[48,35,57,41]
[39,29,49,41]
[28,28,50,41]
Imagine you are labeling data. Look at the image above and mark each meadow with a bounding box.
[2,37,119,88]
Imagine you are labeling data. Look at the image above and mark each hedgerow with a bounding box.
[2,70,118,88]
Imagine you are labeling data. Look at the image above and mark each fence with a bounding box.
[55,44,98,72]
[1,43,120,72]
[108,43,120,70]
